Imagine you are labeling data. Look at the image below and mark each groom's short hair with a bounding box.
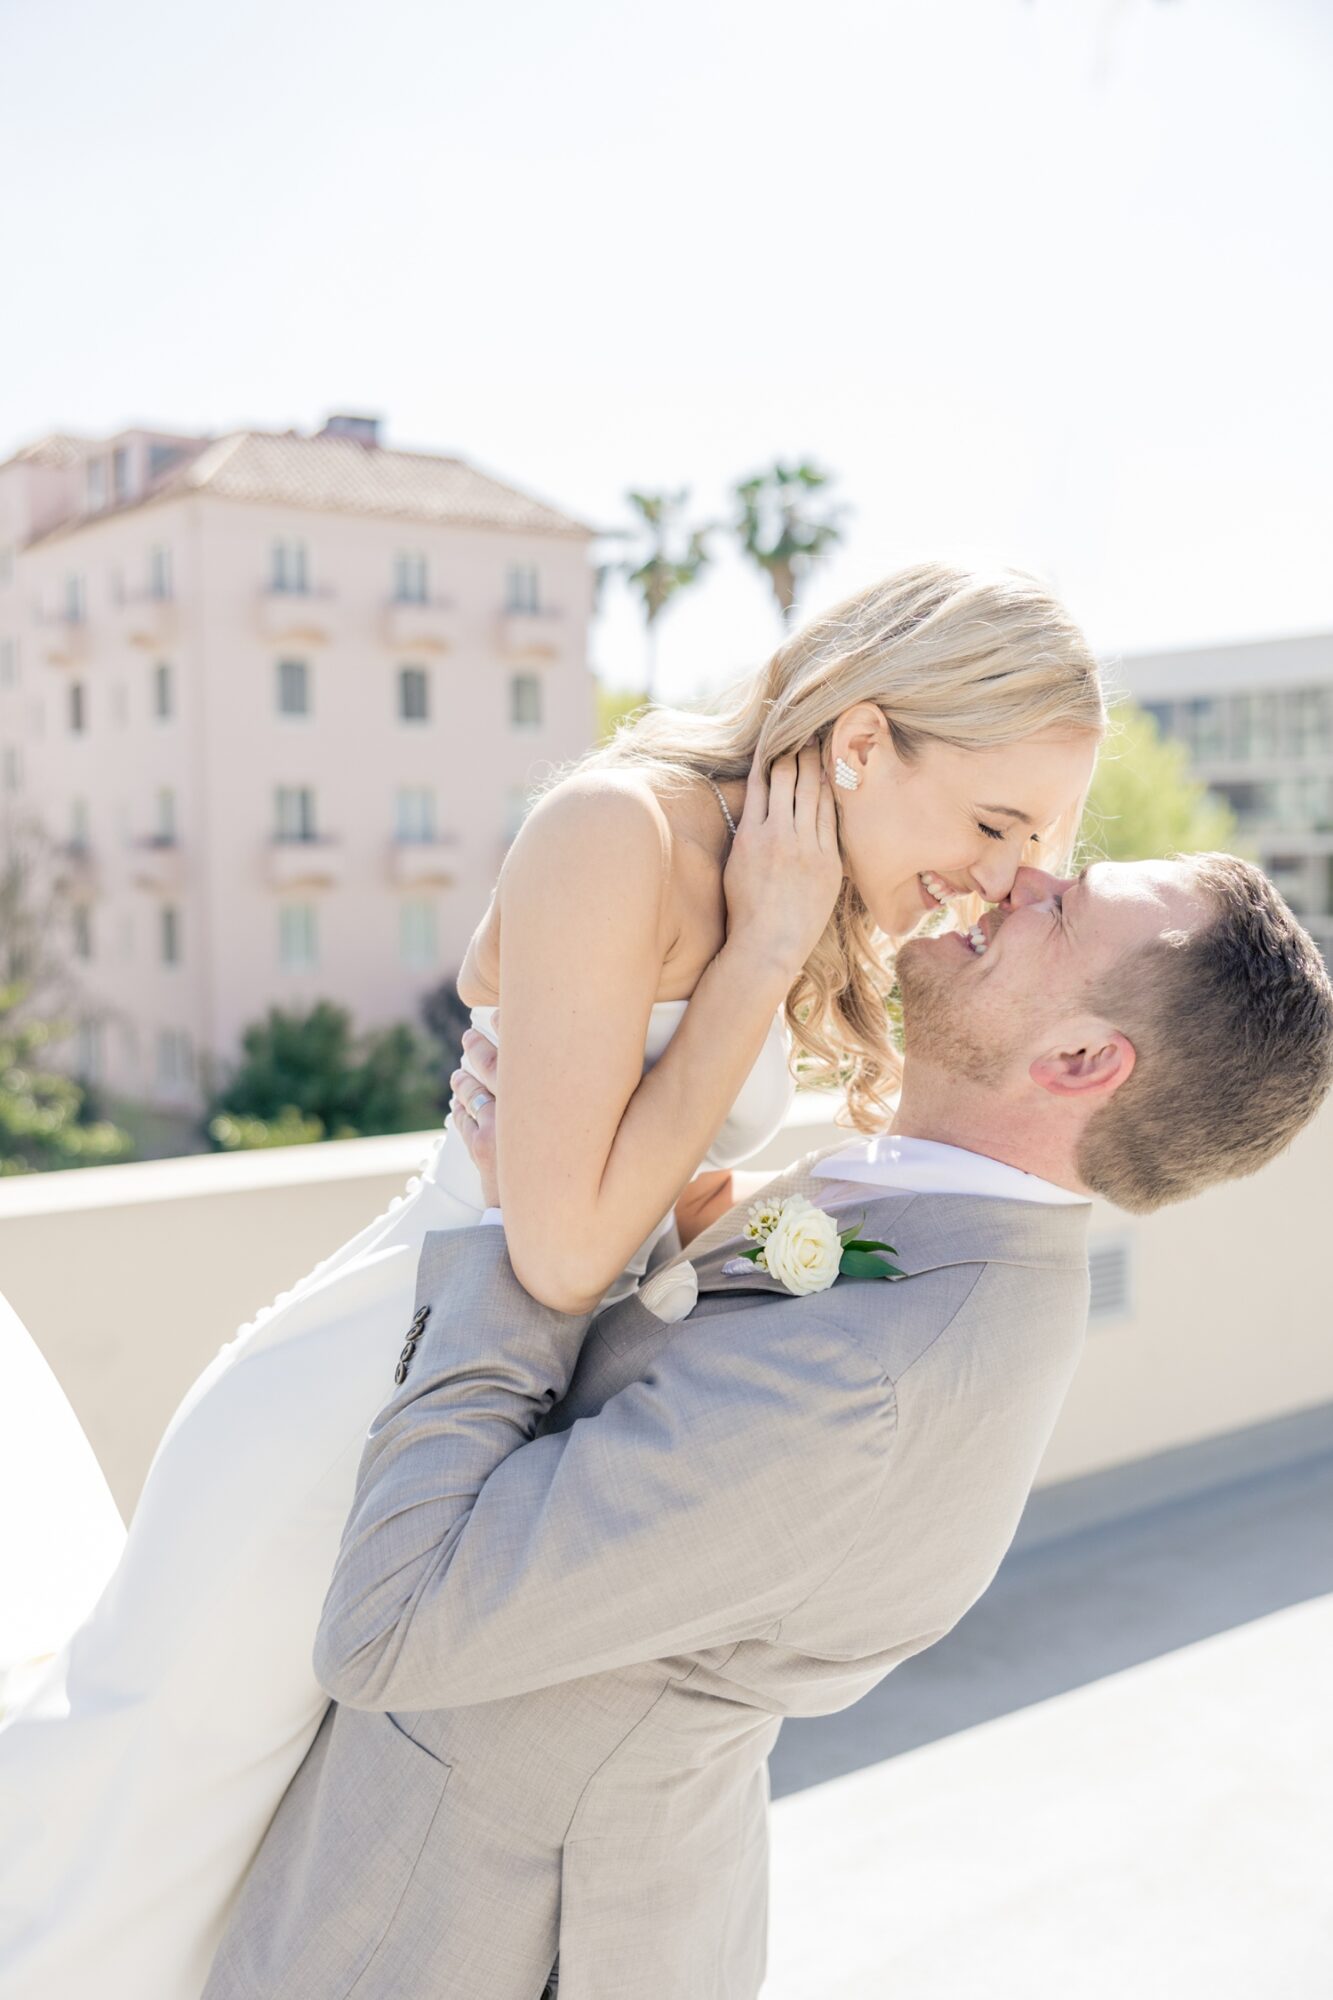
[1077,853,1333,1213]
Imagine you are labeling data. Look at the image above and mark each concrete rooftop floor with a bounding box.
[763,1409,1333,1997]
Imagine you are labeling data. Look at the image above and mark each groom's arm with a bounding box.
[314,1227,896,1712]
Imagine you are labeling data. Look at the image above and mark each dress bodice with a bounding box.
[420,999,795,1307]
[469,998,794,1172]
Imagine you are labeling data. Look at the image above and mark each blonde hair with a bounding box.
[563,561,1106,1130]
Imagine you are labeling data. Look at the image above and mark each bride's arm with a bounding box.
[489,753,838,1313]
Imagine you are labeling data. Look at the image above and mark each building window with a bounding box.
[271,540,309,594]
[156,788,176,842]
[148,442,186,480]
[112,446,131,502]
[70,798,90,848]
[505,784,532,840]
[155,1026,193,1086]
[87,460,107,512]
[506,563,540,613]
[1283,685,1333,760]
[152,662,173,719]
[1,746,21,791]
[1227,694,1254,760]
[72,906,93,960]
[395,786,436,842]
[398,665,429,722]
[69,682,86,734]
[149,544,173,600]
[400,899,438,969]
[275,785,317,841]
[276,658,310,716]
[161,904,181,964]
[65,574,85,623]
[279,904,318,970]
[511,672,542,729]
[394,551,428,603]
[1252,692,1281,759]
[0,639,16,689]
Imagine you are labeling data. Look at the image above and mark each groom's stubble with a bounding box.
[896,942,1010,1088]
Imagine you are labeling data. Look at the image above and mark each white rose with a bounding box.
[759,1195,843,1296]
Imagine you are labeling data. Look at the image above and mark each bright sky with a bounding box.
[3,0,1329,703]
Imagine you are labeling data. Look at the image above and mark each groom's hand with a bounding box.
[451,1027,499,1208]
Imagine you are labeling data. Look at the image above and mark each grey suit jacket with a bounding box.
[204,1152,1090,2000]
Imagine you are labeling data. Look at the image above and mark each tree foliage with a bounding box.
[418,974,473,1113]
[594,682,649,744]
[1080,704,1237,864]
[0,987,135,1174]
[0,821,133,1174]
[612,489,713,701]
[733,459,846,619]
[207,1000,441,1150]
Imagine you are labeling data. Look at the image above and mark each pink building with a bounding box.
[0,414,596,1113]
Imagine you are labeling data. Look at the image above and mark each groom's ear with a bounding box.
[1029,1028,1136,1101]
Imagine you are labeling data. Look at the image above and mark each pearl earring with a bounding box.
[833,756,861,792]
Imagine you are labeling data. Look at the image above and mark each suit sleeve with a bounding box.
[314,1227,897,1711]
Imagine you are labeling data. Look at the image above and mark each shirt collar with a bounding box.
[811,1132,1090,1207]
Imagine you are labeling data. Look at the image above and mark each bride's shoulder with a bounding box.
[502,768,675,898]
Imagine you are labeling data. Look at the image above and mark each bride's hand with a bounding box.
[722,743,843,979]
[451,1029,500,1209]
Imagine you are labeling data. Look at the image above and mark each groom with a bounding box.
[205,856,1332,2000]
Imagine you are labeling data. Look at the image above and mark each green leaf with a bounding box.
[841,1238,897,1255]
[839,1249,904,1280]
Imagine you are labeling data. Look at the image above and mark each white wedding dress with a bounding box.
[0,1001,794,2000]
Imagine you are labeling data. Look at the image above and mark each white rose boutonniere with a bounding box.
[731,1194,904,1297]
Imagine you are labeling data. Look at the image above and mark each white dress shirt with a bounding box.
[811,1132,1089,1205]
[480,1131,1087,1235]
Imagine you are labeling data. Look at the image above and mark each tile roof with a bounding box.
[175,431,592,538]
[8,433,92,468]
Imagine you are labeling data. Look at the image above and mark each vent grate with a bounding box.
[1088,1239,1132,1322]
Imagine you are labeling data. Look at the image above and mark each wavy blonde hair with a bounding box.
[559,561,1106,1131]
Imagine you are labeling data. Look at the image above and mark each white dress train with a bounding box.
[0,1002,793,2000]
[0,1293,126,1721]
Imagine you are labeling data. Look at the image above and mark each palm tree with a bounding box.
[613,489,713,702]
[733,460,846,621]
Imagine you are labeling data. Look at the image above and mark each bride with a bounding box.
[0,561,1104,1999]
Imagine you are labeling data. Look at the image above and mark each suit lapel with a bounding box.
[664,1143,1090,1306]
[668,1157,918,1301]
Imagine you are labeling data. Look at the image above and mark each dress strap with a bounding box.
[704,775,737,838]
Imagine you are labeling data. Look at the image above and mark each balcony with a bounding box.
[130,837,185,893]
[116,593,178,650]
[382,597,460,654]
[51,841,100,897]
[265,835,343,888]
[39,612,90,668]
[257,587,335,645]
[387,835,460,887]
[497,607,563,660]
